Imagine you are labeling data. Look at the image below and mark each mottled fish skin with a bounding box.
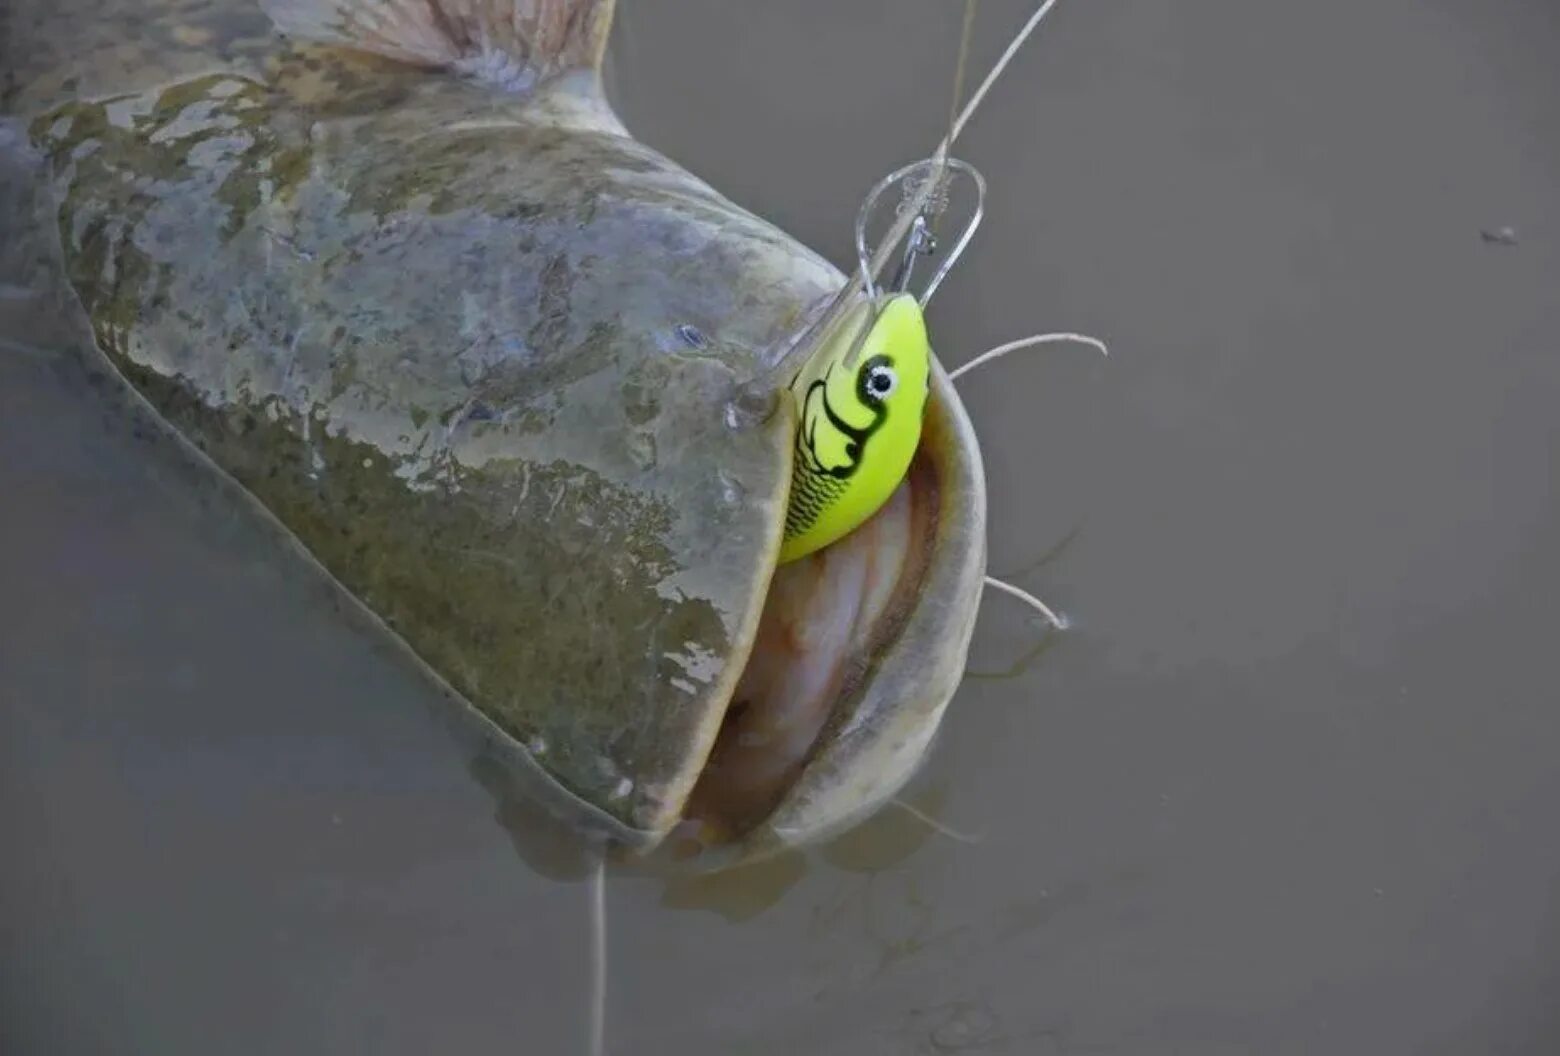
[3,0,993,862]
[2,0,279,115]
[5,2,845,844]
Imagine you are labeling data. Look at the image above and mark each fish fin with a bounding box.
[261,0,615,91]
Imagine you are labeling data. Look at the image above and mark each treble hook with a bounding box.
[889,216,937,295]
[734,155,987,407]
[854,156,986,310]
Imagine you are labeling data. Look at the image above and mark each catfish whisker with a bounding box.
[983,575,1069,631]
[948,332,1108,382]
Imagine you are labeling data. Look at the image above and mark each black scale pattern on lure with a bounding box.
[785,444,848,537]
[783,359,891,541]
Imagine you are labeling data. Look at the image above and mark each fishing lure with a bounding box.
[778,294,929,562]
[778,156,984,563]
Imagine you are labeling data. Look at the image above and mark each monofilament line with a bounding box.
[748,0,1068,395]
[868,0,1070,301]
[948,332,1109,382]
[947,0,980,143]
[587,853,606,1056]
[945,0,1065,147]
[891,797,982,843]
[932,0,980,245]
[984,575,1068,630]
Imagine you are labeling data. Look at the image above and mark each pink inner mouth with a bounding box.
[677,450,940,849]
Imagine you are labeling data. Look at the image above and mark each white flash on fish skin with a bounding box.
[609,778,633,801]
[546,482,567,519]
[717,470,745,506]
[528,735,548,755]
[667,642,722,685]
[452,50,540,94]
[675,324,708,350]
[104,94,155,129]
[626,430,657,471]
[148,100,229,145]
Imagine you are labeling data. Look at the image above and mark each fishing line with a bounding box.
[945,0,1064,147]
[748,0,1070,396]
[924,0,980,245]
[866,0,1070,293]
[586,851,607,1056]
[890,797,982,844]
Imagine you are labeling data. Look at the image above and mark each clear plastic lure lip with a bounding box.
[737,0,1068,411]
[887,214,935,296]
[736,154,986,413]
[855,155,986,310]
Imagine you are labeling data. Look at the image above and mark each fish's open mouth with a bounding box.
[663,375,985,863]
[678,450,939,849]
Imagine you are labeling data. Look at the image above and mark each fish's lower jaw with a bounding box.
[671,460,922,862]
[656,363,985,872]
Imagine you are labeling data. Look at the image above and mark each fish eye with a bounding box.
[859,356,898,402]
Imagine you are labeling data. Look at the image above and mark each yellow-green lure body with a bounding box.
[779,293,932,563]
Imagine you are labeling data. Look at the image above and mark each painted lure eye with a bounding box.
[861,357,898,402]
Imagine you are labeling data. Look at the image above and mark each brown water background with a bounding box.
[4,1,1560,1052]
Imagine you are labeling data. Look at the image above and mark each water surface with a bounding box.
[4,1,1560,1052]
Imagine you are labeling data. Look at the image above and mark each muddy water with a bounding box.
[4,1,1560,1053]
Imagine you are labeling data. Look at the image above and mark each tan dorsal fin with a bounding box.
[261,0,616,91]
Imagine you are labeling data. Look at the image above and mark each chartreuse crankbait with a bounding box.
[778,293,932,562]
[777,156,985,563]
